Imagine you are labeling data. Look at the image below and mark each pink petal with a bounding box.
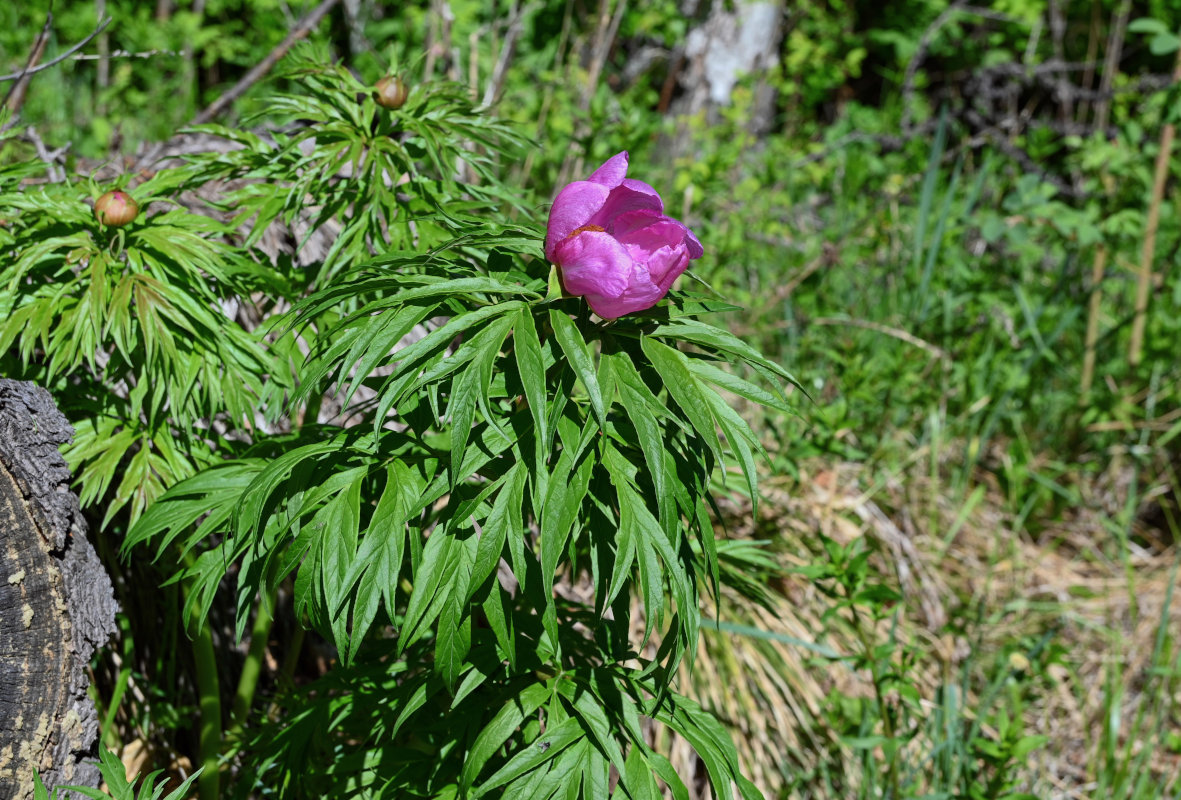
[621,178,663,210]
[590,184,664,228]
[609,209,666,238]
[629,243,690,290]
[616,217,688,253]
[612,209,703,262]
[554,230,632,299]
[545,181,610,261]
[587,152,629,187]
[586,261,665,319]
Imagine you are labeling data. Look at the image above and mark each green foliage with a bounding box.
[124,220,790,796]
[799,532,1057,800]
[0,164,286,524]
[5,38,790,799]
[33,746,201,800]
[1129,17,1181,57]
[184,44,530,287]
[0,0,370,156]
[668,58,1181,524]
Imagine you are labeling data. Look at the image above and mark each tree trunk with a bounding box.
[675,0,783,134]
[0,380,118,798]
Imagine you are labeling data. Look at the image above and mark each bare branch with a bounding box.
[811,316,951,362]
[189,0,341,126]
[70,48,184,61]
[0,16,112,83]
[1093,0,1132,133]
[21,126,70,183]
[482,1,528,108]
[1,3,55,114]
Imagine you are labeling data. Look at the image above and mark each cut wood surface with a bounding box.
[0,379,118,798]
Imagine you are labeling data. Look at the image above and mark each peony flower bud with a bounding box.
[94,190,139,227]
[374,75,409,110]
[545,152,702,319]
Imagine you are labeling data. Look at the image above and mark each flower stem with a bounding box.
[191,617,221,800]
[228,589,276,738]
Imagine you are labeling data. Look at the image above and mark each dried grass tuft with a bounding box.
[663,452,1180,799]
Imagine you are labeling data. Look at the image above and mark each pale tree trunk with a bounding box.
[674,0,783,135]
[0,380,118,799]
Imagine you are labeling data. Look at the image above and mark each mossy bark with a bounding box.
[0,380,117,797]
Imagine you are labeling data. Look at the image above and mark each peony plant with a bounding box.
[6,42,792,799]
[109,59,791,799]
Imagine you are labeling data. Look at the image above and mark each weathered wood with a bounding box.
[0,379,118,798]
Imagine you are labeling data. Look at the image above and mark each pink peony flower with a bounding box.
[545,152,702,319]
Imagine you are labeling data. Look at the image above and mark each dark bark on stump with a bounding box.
[0,380,118,798]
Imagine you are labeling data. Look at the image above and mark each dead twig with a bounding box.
[131,0,339,168]
[21,126,70,183]
[1086,406,1181,433]
[189,0,340,126]
[1,3,55,118]
[1129,44,1181,366]
[482,0,528,108]
[95,0,110,98]
[79,48,184,61]
[1093,0,1132,133]
[1080,244,1107,395]
[0,15,112,83]
[583,0,626,113]
[811,316,951,362]
[1077,0,1102,125]
[779,244,838,299]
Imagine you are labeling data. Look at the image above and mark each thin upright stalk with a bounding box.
[184,552,221,800]
[1079,0,1132,394]
[1094,0,1132,134]
[1129,46,1181,366]
[1081,244,1107,394]
[192,618,221,800]
[96,0,109,100]
[228,590,276,738]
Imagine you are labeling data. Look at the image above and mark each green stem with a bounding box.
[303,378,324,429]
[192,618,221,800]
[181,555,221,800]
[228,590,276,739]
[276,623,306,694]
[266,621,306,721]
[99,614,134,748]
[100,666,132,748]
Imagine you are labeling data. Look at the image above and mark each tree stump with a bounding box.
[0,379,118,797]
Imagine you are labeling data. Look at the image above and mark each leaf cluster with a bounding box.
[33,746,200,800]
[0,167,287,524]
[182,43,529,288]
[125,217,793,794]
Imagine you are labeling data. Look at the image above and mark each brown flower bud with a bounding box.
[94,191,139,227]
[374,75,409,110]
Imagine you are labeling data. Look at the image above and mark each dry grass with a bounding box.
[667,450,1181,799]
